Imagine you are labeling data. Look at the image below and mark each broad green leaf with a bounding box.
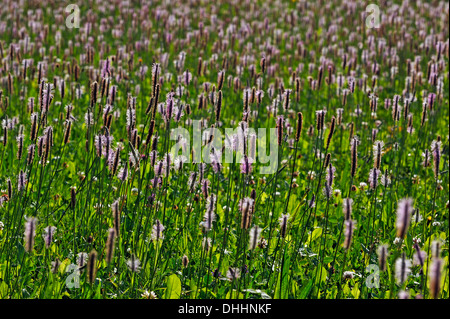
[165,274,182,299]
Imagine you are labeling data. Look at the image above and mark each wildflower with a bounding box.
[129,149,140,168]
[239,197,254,229]
[325,116,336,149]
[182,255,189,268]
[77,252,88,269]
[248,226,261,250]
[406,114,414,134]
[395,253,411,285]
[16,134,24,160]
[42,226,57,248]
[413,243,426,267]
[70,187,76,210]
[343,271,355,280]
[173,105,185,122]
[109,146,121,176]
[87,250,98,284]
[24,216,37,253]
[201,194,216,231]
[201,179,210,198]
[118,161,128,181]
[165,95,174,121]
[187,172,199,191]
[343,198,353,220]
[350,137,359,178]
[392,95,401,122]
[154,160,164,177]
[243,88,251,113]
[279,214,289,238]
[323,183,333,200]
[183,69,192,86]
[240,155,253,174]
[315,110,326,132]
[142,290,158,299]
[105,228,116,264]
[307,171,316,180]
[174,155,188,171]
[282,89,292,111]
[151,219,165,242]
[18,170,27,192]
[431,240,442,258]
[63,119,72,144]
[373,140,384,169]
[336,108,344,125]
[209,148,222,173]
[226,267,241,281]
[295,112,303,142]
[430,258,443,299]
[276,116,284,145]
[225,133,239,152]
[431,140,441,179]
[326,164,336,187]
[343,219,355,250]
[377,245,389,271]
[112,199,121,236]
[126,253,140,272]
[368,168,380,189]
[396,198,413,239]
[162,153,172,177]
[380,170,391,187]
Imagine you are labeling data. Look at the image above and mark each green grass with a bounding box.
[0,0,448,299]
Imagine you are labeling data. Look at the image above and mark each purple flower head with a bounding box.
[326,164,336,187]
[42,226,57,248]
[240,155,253,175]
[368,168,381,189]
[396,198,413,239]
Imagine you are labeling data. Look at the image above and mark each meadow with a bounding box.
[0,0,448,299]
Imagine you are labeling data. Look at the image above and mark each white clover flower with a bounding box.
[432,221,441,227]
[142,290,158,299]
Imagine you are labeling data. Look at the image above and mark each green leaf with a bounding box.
[274,247,290,299]
[0,281,8,298]
[165,274,182,299]
[309,227,322,243]
[299,279,313,299]
[313,266,328,284]
[351,283,360,299]
[226,290,244,299]
[260,192,269,204]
